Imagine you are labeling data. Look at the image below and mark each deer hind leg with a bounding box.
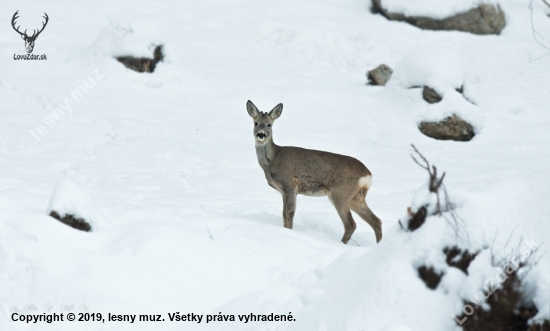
[350,189,382,243]
[282,188,297,229]
[329,193,356,244]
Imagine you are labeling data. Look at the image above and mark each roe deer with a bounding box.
[246,101,382,244]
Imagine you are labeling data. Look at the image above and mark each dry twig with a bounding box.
[408,145,466,238]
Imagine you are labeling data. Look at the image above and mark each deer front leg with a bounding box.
[282,188,297,229]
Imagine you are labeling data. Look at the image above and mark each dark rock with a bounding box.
[443,247,478,274]
[407,205,427,231]
[372,0,506,35]
[417,266,443,289]
[421,86,467,104]
[49,210,92,232]
[418,248,478,290]
[116,45,164,73]
[422,86,442,104]
[419,115,475,141]
[367,64,393,86]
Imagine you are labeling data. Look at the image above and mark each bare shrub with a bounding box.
[457,240,546,330]
[400,145,465,236]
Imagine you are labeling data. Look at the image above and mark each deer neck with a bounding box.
[255,138,280,169]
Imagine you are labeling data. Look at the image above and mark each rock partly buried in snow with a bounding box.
[48,180,95,232]
[417,266,443,289]
[116,45,164,73]
[372,0,506,35]
[417,248,477,290]
[443,247,478,275]
[389,48,478,106]
[419,115,475,141]
[422,85,466,104]
[367,64,393,86]
[406,206,427,231]
[49,211,92,232]
[422,86,442,104]
[388,48,465,100]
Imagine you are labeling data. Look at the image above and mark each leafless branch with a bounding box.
[411,144,446,193]
[108,16,133,38]
[410,144,429,170]
[489,235,544,281]
[407,145,466,237]
[442,185,468,240]
[529,0,550,51]
[504,226,518,249]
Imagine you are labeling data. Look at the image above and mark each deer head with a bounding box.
[12,11,49,54]
[246,101,283,145]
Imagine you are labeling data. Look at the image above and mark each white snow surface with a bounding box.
[48,181,92,217]
[388,47,465,95]
[1,0,550,330]
[378,0,499,19]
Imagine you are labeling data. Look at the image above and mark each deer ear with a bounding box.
[246,100,259,118]
[20,34,25,40]
[269,103,283,120]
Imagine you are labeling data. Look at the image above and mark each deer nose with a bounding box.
[257,132,266,140]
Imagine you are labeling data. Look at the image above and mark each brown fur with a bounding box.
[247,101,382,244]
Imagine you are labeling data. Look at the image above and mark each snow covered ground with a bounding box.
[377,0,500,19]
[1,0,549,330]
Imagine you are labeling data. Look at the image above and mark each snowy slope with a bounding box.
[1,0,550,330]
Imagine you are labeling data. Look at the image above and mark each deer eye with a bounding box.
[254,122,258,126]
[267,124,271,127]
